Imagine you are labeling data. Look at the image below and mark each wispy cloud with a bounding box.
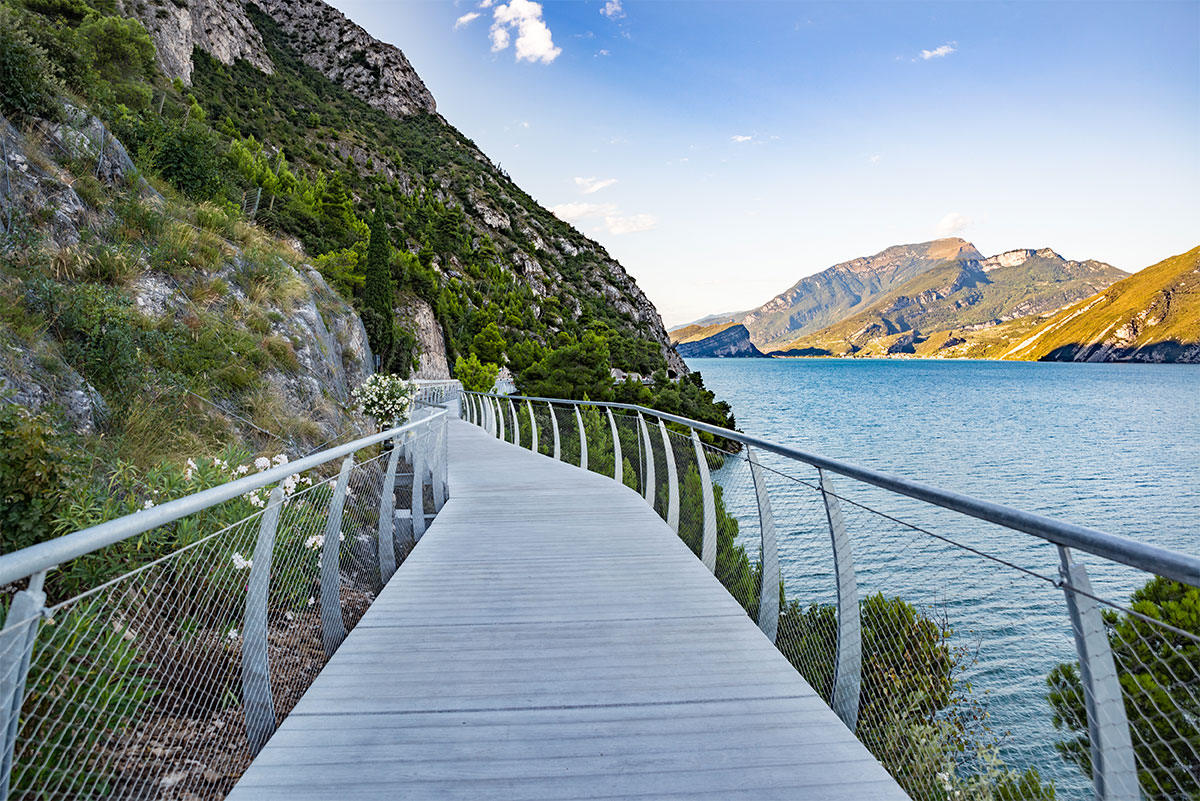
[596,49,610,57]
[575,176,617,194]
[601,0,625,19]
[603,214,657,235]
[489,0,561,64]
[731,135,752,143]
[550,202,618,223]
[454,11,481,28]
[919,42,957,60]
[869,154,882,165]
[936,212,972,237]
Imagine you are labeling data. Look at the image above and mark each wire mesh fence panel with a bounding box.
[0,416,451,801]
[552,403,581,469]
[611,411,645,495]
[703,442,763,620]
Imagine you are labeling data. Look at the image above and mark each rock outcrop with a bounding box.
[253,0,436,118]
[674,324,765,359]
[118,0,273,83]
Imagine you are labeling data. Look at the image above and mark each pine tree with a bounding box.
[362,207,395,369]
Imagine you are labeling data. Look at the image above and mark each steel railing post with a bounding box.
[575,406,588,471]
[243,486,284,755]
[659,419,679,532]
[320,456,354,658]
[1058,546,1139,801]
[527,400,538,454]
[440,415,450,503]
[411,427,427,542]
[549,402,561,461]
[819,469,861,732]
[638,413,655,508]
[608,408,623,484]
[0,570,46,800]
[496,396,506,442]
[432,420,447,511]
[749,447,779,643]
[691,429,717,573]
[377,435,402,584]
[506,398,518,446]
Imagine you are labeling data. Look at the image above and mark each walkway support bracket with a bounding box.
[608,409,623,485]
[576,406,588,471]
[691,429,717,573]
[820,469,861,732]
[749,447,779,643]
[549,402,561,461]
[243,486,283,755]
[1058,546,1139,801]
[638,413,655,509]
[659,420,679,532]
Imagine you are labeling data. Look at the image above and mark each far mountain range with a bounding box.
[671,240,1200,363]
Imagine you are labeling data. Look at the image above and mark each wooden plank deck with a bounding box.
[228,418,910,800]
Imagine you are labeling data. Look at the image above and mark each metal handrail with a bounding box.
[463,391,1200,588]
[0,410,448,587]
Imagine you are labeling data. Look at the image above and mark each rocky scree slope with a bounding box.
[0,108,373,449]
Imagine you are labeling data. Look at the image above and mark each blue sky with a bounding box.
[327,0,1199,326]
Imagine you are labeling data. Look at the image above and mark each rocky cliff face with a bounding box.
[118,0,273,82]
[674,324,765,359]
[253,0,437,118]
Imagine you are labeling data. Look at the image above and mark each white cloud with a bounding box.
[936,212,972,237]
[490,0,561,64]
[596,49,610,57]
[919,42,957,60]
[550,202,618,223]
[575,176,617,194]
[521,121,530,128]
[869,154,882,165]
[601,0,625,19]
[479,0,493,7]
[455,11,481,28]
[603,214,657,235]
[731,135,752,143]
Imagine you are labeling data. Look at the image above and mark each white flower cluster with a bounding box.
[352,374,415,427]
[231,552,253,570]
[237,452,311,508]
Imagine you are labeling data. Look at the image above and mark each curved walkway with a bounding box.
[228,419,909,800]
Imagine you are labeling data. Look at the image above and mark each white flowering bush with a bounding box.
[352,373,415,428]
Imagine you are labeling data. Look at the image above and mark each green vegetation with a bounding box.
[454,353,498,393]
[1048,577,1200,799]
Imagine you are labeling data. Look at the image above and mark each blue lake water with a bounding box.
[685,357,1199,797]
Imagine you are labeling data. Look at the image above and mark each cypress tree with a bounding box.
[362,206,395,370]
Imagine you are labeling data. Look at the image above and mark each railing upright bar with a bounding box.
[608,408,622,485]
[691,428,717,573]
[749,447,779,643]
[496,396,506,442]
[527,399,539,454]
[377,436,402,584]
[576,406,588,471]
[0,571,45,801]
[820,469,862,732]
[549,402,561,461]
[243,485,284,755]
[320,456,354,658]
[1058,546,1140,801]
[509,398,520,447]
[638,412,655,508]
[659,419,679,532]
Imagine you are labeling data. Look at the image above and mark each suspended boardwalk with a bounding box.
[228,419,909,800]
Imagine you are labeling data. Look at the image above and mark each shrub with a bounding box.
[454,353,497,393]
[0,402,75,554]
[351,373,414,428]
[0,6,59,120]
[154,122,221,199]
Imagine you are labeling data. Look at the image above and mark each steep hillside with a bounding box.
[774,248,1124,357]
[672,324,765,358]
[738,238,982,348]
[997,246,1200,363]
